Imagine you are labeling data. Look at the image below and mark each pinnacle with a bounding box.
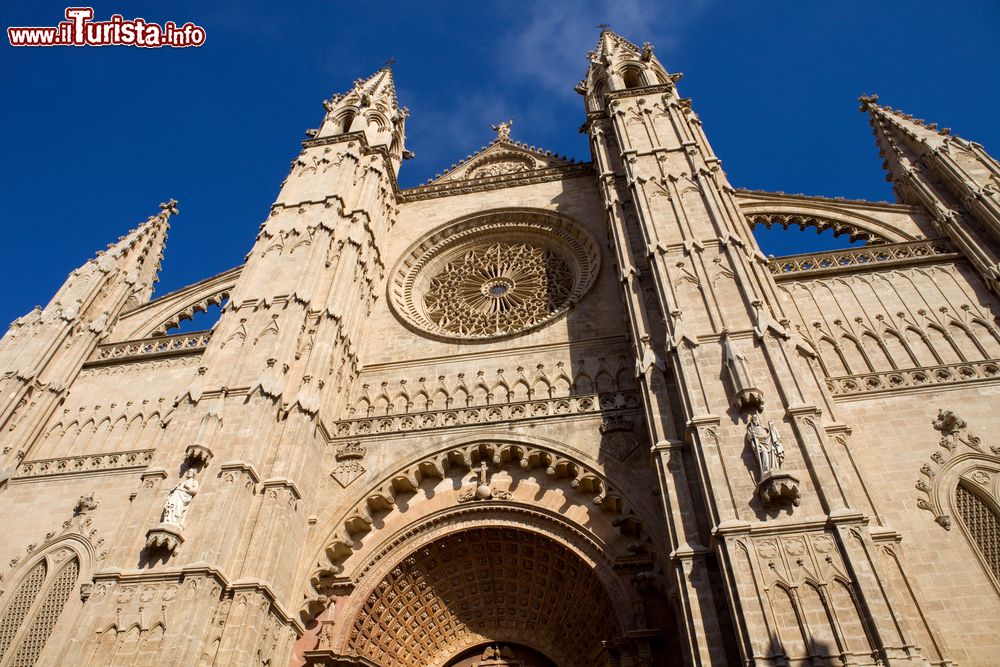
[590,26,642,62]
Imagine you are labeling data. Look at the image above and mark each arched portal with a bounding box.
[338,527,620,666]
[306,519,636,667]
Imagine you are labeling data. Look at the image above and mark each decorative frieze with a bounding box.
[88,330,212,364]
[332,391,639,438]
[15,449,154,479]
[769,239,955,280]
[826,359,1000,397]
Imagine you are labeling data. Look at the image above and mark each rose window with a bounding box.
[423,242,574,337]
[389,210,600,341]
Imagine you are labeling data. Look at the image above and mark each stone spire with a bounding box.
[862,94,1000,293]
[578,29,678,112]
[315,65,411,173]
[0,200,175,461]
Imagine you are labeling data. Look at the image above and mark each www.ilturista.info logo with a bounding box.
[8,7,206,47]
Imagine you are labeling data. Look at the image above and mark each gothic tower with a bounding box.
[1,28,1000,667]
[861,94,1000,293]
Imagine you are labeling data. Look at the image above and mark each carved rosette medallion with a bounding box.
[389,210,600,341]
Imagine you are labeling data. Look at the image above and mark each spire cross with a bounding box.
[384,57,396,68]
[597,23,611,31]
[858,93,880,112]
[159,198,179,216]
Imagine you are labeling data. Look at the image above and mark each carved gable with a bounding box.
[423,130,576,186]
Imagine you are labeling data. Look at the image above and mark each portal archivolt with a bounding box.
[330,526,622,666]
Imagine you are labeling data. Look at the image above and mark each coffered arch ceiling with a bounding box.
[338,526,622,667]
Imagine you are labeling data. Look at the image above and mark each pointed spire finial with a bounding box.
[159,198,179,217]
[858,93,880,112]
[490,119,513,143]
[597,22,611,31]
[384,57,396,68]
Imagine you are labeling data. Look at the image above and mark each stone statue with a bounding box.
[746,414,784,474]
[161,469,199,527]
[490,119,513,142]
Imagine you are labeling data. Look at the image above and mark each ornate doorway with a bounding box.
[322,527,623,666]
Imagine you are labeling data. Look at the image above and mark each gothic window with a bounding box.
[0,562,46,660]
[621,66,643,89]
[955,483,1000,582]
[0,554,80,666]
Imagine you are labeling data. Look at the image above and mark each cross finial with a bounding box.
[858,93,880,112]
[384,57,396,68]
[597,23,611,31]
[159,198,179,216]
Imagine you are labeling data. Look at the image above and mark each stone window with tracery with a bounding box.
[389,210,600,342]
[956,483,1000,582]
[0,553,80,666]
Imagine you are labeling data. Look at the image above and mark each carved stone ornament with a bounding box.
[477,643,522,666]
[144,523,185,553]
[331,441,367,488]
[457,461,513,503]
[757,470,802,507]
[490,118,513,142]
[723,333,764,413]
[746,414,800,507]
[185,444,213,466]
[388,211,600,341]
[73,493,99,515]
[917,409,999,530]
[599,413,640,461]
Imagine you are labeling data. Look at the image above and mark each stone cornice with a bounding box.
[398,162,593,202]
[826,359,1000,399]
[329,391,640,440]
[604,82,675,102]
[85,330,212,366]
[90,562,305,634]
[13,449,154,481]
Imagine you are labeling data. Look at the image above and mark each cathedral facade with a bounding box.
[2,29,1000,667]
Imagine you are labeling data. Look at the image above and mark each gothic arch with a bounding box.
[736,196,926,244]
[110,265,241,340]
[301,436,664,623]
[917,411,1000,593]
[0,531,94,666]
[312,509,633,667]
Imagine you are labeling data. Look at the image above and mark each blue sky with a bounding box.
[1,1,998,330]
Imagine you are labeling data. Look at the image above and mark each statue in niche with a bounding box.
[746,414,784,474]
[746,414,799,507]
[161,469,199,527]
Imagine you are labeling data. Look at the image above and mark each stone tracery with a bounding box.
[388,210,600,341]
[423,242,575,338]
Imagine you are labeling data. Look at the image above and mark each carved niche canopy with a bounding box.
[389,210,600,341]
